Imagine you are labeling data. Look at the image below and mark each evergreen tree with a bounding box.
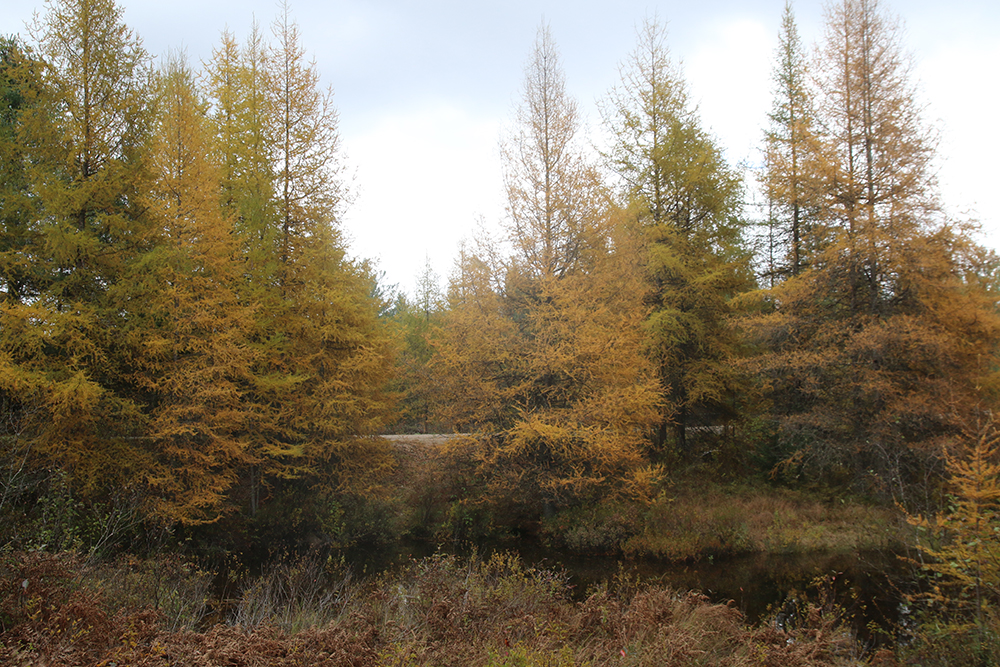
[742,0,1000,498]
[601,17,752,454]
[126,53,256,524]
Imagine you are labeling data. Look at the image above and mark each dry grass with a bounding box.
[232,552,358,634]
[1,550,872,666]
[624,483,904,560]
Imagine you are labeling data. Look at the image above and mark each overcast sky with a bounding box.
[3,1,998,295]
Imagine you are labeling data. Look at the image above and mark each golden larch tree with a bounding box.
[203,7,396,513]
[740,0,1000,499]
[8,0,157,497]
[601,17,752,455]
[124,53,257,524]
[761,1,825,282]
[434,26,660,511]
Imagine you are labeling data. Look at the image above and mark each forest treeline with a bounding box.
[392,1,1000,517]
[1,0,998,564]
[0,0,397,534]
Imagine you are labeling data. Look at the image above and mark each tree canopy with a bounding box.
[0,0,397,527]
[741,0,1000,503]
[0,0,996,543]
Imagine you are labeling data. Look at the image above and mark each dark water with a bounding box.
[210,537,913,650]
[342,538,912,644]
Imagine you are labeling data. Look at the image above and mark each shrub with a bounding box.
[541,502,641,553]
[86,553,211,632]
[233,550,357,633]
[1,550,873,666]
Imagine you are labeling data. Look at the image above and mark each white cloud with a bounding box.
[917,41,1000,237]
[686,18,773,166]
[341,102,505,295]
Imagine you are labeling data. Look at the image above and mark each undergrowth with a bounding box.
[387,438,906,561]
[539,481,905,560]
[1,549,872,666]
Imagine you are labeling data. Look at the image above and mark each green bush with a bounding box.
[541,502,641,553]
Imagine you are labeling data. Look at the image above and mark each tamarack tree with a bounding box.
[740,0,1000,500]
[601,17,752,455]
[0,0,397,531]
[203,4,395,515]
[434,25,661,511]
[761,1,825,283]
[909,414,1000,646]
[2,0,157,499]
[126,53,257,524]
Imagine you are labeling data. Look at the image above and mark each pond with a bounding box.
[340,537,914,648]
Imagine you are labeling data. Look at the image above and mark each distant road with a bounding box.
[380,434,468,446]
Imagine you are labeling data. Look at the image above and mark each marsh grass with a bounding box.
[232,551,359,633]
[388,438,905,561]
[2,549,870,666]
[86,553,212,631]
[620,482,904,559]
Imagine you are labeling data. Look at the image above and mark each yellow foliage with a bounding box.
[434,225,660,507]
[909,414,1000,626]
[429,29,662,508]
